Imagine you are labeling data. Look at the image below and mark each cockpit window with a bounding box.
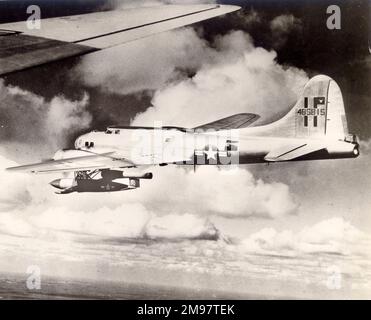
[85,141,94,148]
[106,130,113,134]
[115,130,120,134]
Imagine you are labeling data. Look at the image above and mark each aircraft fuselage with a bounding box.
[73,127,359,167]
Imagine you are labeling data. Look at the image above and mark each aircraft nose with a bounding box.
[50,179,62,189]
[75,136,83,149]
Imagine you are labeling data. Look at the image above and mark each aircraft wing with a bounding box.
[193,113,260,131]
[0,4,240,76]
[264,143,326,162]
[6,152,136,174]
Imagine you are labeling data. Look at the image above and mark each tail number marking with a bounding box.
[298,97,326,127]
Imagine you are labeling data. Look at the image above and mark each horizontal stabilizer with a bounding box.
[194,113,260,131]
[264,143,326,162]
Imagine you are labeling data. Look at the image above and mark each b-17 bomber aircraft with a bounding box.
[7,75,360,194]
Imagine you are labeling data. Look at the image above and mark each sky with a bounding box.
[0,0,370,298]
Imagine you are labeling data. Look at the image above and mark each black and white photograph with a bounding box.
[0,0,370,302]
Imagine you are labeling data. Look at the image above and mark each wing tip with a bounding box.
[5,166,31,173]
[218,4,242,12]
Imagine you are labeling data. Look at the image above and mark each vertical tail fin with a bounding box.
[264,75,349,139]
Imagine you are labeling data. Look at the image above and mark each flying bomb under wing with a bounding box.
[50,171,153,194]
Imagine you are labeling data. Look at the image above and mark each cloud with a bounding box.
[75,28,215,95]
[144,213,219,240]
[270,14,302,34]
[22,206,219,240]
[131,30,308,127]
[131,166,298,219]
[77,28,308,125]
[241,218,371,257]
[360,139,371,152]
[270,14,303,49]
[0,154,32,212]
[0,150,369,297]
[246,138,371,228]
[0,152,297,227]
[238,9,262,26]
[0,80,92,160]
[0,183,220,241]
[85,0,219,87]
[0,153,221,240]
[0,154,224,241]
[1,208,370,299]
